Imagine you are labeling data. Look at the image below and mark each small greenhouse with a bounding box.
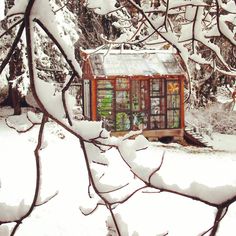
[81,49,186,139]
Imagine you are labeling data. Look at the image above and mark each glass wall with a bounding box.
[96,77,181,131]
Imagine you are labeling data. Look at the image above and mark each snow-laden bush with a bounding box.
[186,102,236,136]
[0,73,8,104]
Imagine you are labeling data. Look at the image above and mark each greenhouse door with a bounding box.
[149,78,181,130]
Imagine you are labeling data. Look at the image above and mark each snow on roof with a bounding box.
[85,50,184,77]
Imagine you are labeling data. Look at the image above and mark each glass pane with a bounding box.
[132,80,149,111]
[167,81,179,95]
[167,95,180,109]
[132,81,140,111]
[97,90,114,110]
[116,112,130,131]
[97,87,115,131]
[167,110,180,128]
[97,113,114,131]
[116,78,129,90]
[140,81,149,110]
[150,79,165,97]
[97,80,114,89]
[150,115,166,129]
[116,91,130,110]
[132,112,148,130]
[150,98,165,114]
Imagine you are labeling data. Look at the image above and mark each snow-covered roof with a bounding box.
[85,50,185,77]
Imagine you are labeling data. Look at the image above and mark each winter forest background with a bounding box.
[0,0,236,236]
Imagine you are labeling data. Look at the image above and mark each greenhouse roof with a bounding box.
[86,50,185,77]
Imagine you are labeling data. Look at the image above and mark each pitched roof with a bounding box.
[85,50,184,76]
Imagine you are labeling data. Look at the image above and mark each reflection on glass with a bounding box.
[116,112,130,131]
[150,98,165,114]
[116,91,130,110]
[150,79,165,97]
[97,90,114,111]
[97,80,114,89]
[97,81,115,130]
[150,115,165,129]
[132,112,148,130]
[167,95,180,109]
[132,81,140,111]
[167,110,180,128]
[116,78,129,90]
[167,81,179,94]
[98,112,114,131]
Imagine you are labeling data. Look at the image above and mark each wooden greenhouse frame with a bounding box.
[80,49,186,140]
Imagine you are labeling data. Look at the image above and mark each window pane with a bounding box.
[97,112,115,131]
[97,90,114,110]
[140,81,149,110]
[97,84,115,131]
[132,80,140,111]
[150,98,165,114]
[167,81,179,95]
[167,95,180,109]
[116,91,130,110]
[150,79,165,97]
[132,112,148,130]
[116,78,129,90]
[150,115,166,129]
[167,110,180,128]
[116,112,130,131]
[97,80,114,89]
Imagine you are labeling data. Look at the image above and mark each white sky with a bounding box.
[0,1,4,20]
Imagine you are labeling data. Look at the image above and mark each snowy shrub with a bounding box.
[0,73,9,104]
[186,102,236,135]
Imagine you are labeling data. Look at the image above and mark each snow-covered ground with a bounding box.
[1,107,236,236]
